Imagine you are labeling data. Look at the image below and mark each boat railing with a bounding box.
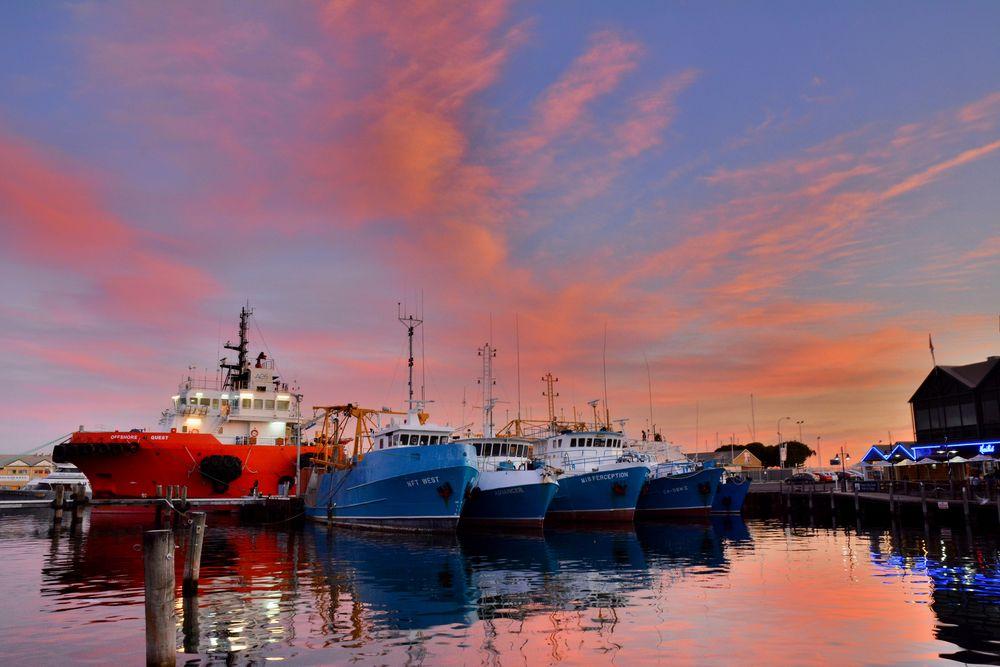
[553,451,649,471]
[216,435,294,446]
[476,457,533,472]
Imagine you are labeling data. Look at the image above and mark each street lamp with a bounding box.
[832,446,852,489]
[816,435,822,468]
[777,416,791,467]
[796,420,805,444]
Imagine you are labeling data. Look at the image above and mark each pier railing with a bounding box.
[782,478,1000,502]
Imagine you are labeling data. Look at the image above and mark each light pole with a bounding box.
[796,420,805,444]
[832,446,851,489]
[777,416,791,467]
[816,435,822,469]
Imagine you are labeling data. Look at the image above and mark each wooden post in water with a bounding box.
[854,484,860,513]
[183,512,207,596]
[830,484,836,512]
[808,484,814,512]
[889,482,895,516]
[921,482,928,521]
[53,484,65,523]
[180,485,188,510]
[963,485,970,522]
[71,484,86,524]
[182,594,199,655]
[144,530,175,667]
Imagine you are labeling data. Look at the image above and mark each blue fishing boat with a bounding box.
[711,474,751,514]
[533,429,649,522]
[459,437,558,527]
[304,405,478,531]
[304,311,477,531]
[635,452,724,518]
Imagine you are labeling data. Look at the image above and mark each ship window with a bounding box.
[265,400,275,410]
[253,399,263,409]
[199,398,210,406]
[179,397,186,405]
[211,399,219,408]
[474,443,482,455]
[242,398,251,409]
[420,435,429,445]
[400,434,410,446]
[586,438,593,447]
[277,400,290,411]
[570,438,577,447]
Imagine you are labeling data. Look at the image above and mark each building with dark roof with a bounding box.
[909,356,1000,444]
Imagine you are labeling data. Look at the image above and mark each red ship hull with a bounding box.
[55,431,316,500]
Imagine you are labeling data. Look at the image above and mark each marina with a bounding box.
[3,2,999,664]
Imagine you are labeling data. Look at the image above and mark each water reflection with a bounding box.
[7,507,1000,664]
[864,524,1000,664]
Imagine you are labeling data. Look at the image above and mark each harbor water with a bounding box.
[2,509,999,664]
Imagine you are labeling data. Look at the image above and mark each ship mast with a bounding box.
[542,372,559,432]
[478,343,497,437]
[398,303,423,409]
[222,305,252,390]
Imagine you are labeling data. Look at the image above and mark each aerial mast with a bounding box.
[478,343,497,437]
[222,304,252,390]
[542,372,559,431]
[398,303,423,409]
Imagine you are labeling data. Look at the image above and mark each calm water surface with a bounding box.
[2,509,999,665]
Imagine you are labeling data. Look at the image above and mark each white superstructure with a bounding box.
[156,307,302,445]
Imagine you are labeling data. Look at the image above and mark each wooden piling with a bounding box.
[71,484,86,523]
[143,529,175,667]
[183,512,207,596]
[889,483,895,515]
[808,484,814,511]
[53,484,65,523]
[829,484,836,511]
[853,484,860,513]
[963,485,970,522]
[921,482,928,521]
[182,595,199,655]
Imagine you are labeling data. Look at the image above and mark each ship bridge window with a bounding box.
[420,435,429,445]
[400,434,410,446]
[211,399,219,409]
[570,438,577,447]
[242,398,251,409]
[474,443,483,455]
[265,399,275,410]
[253,399,263,409]
[199,398,210,406]
[277,400,290,411]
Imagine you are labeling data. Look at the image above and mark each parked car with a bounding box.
[836,470,863,481]
[814,472,834,483]
[785,472,817,484]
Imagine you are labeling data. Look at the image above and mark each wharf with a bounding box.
[748,480,1000,525]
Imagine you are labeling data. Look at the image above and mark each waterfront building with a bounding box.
[861,355,1000,480]
[909,356,1000,444]
[0,454,54,490]
[686,449,763,471]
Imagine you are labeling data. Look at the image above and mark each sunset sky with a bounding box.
[2,2,998,459]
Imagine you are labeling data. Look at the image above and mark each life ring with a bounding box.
[250,429,259,437]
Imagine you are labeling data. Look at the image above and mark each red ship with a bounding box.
[55,307,316,501]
